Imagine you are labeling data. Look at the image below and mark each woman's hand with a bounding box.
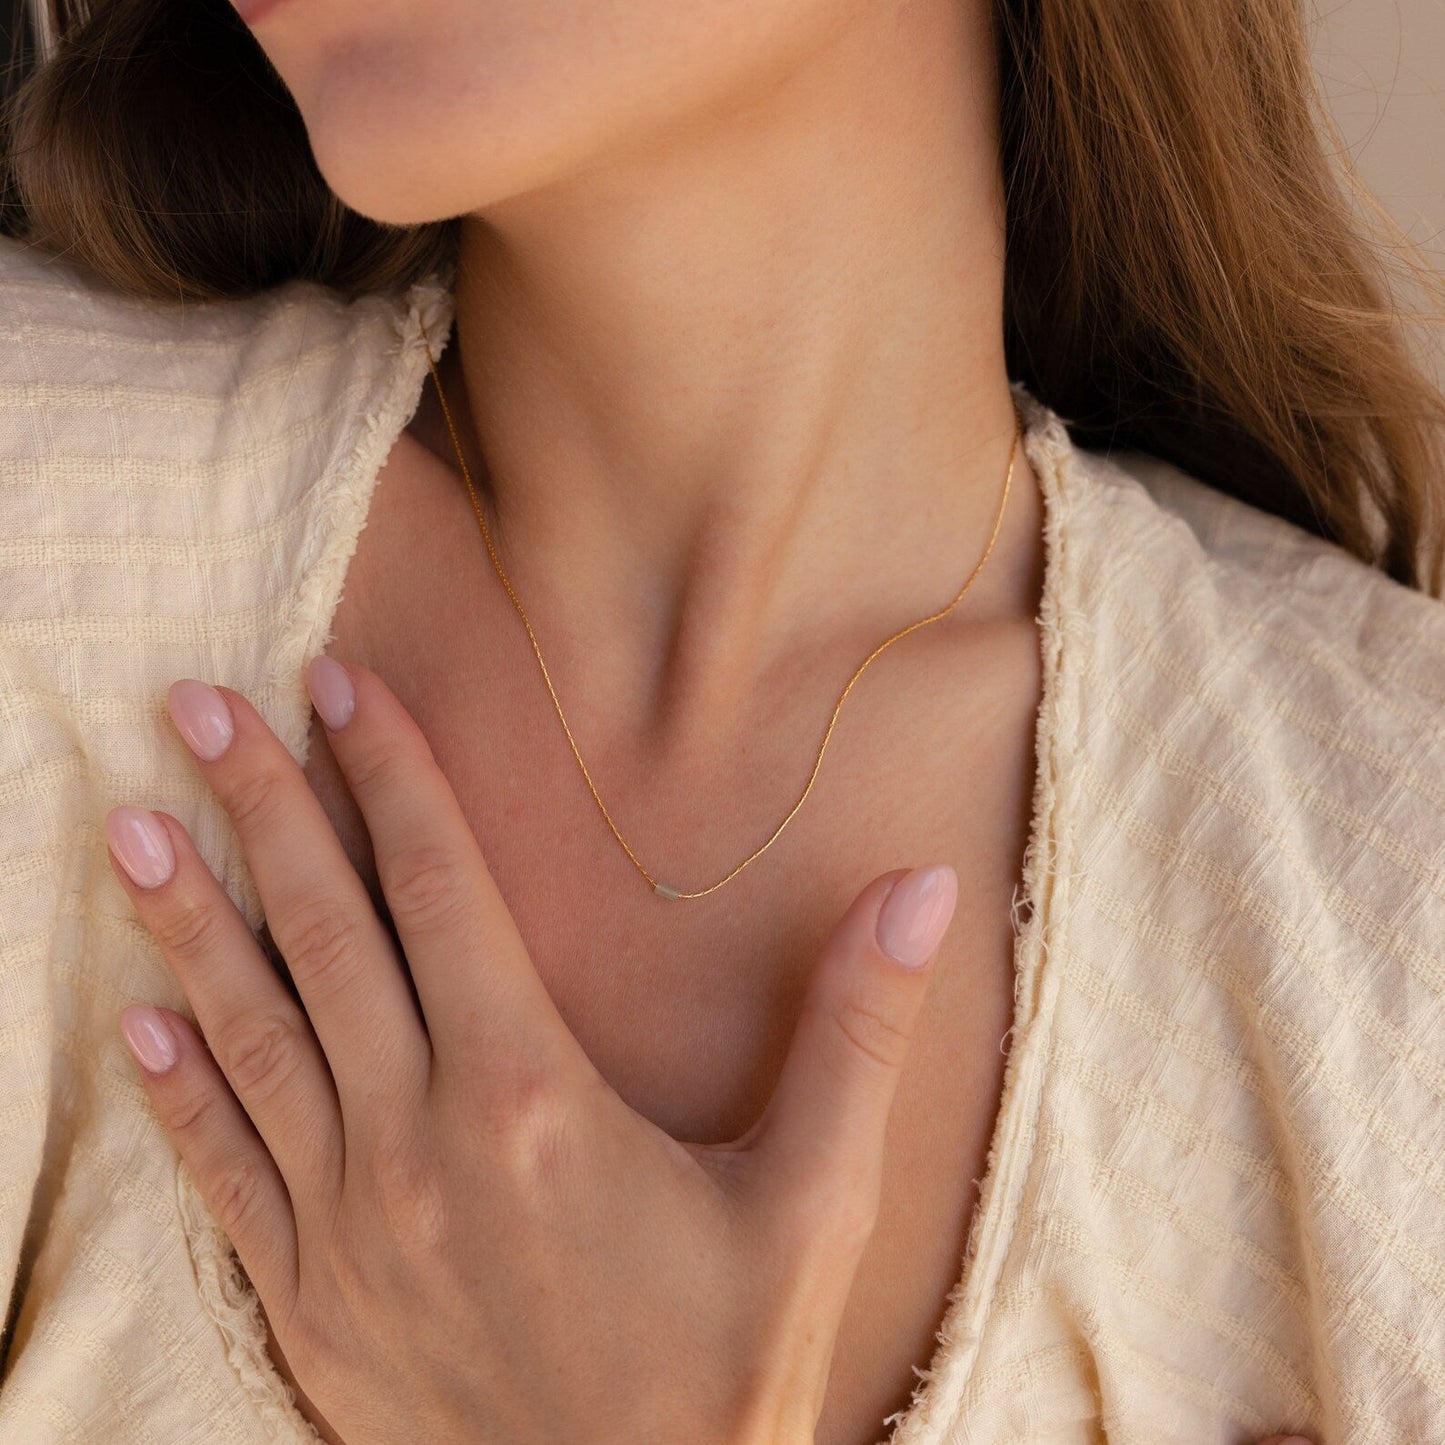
[104,657,960,1445]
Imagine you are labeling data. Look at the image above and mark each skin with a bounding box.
[108,669,959,1441]
[250,0,1024,737]
[104,0,1317,1439]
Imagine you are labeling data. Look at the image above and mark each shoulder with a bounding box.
[1015,407,1445,1437]
[0,230,453,495]
[1021,393,1444,929]
[0,230,455,802]
[0,225,440,353]
[1044,418,1445,746]
[0,228,455,628]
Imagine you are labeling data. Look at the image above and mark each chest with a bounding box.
[293,439,1043,1444]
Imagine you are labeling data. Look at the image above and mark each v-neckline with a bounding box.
[251,269,1082,1445]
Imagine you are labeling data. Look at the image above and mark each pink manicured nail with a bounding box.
[105,806,176,889]
[306,655,356,731]
[168,679,235,762]
[120,1005,178,1074]
[875,864,958,968]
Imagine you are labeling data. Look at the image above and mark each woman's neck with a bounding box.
[429,0,1037,759]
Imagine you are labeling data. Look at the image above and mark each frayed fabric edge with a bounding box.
[264,264,459,779]
[882,382,1087,1445]
[177,1162,322,1442]
[180,268,458,1434]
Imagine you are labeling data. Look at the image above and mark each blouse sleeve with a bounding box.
[0,228,449,1439]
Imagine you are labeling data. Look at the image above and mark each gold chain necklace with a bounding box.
[422,336,1021,901]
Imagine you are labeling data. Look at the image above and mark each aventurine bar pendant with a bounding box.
[654,882,682,901]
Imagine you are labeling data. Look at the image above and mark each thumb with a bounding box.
[749,863,958,1227]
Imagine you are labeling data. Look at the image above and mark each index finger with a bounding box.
[166,677,431,1125]
[303,654,593,1093]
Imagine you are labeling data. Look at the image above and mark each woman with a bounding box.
[0,0,1440,1439]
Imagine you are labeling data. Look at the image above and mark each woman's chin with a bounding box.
[305,135,541,230]
[307,159,467,230]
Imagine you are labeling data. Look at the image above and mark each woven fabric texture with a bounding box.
[1,230,1443,1444]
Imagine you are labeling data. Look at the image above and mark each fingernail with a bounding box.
[121,1005,178,1074]
[306,655,356,731]
[875,863,958,968]
[168,679,235,762]
[105,806,176,889]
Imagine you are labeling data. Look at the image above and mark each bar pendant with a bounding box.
[654,882,682,901]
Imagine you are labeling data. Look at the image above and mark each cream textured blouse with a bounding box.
[1,228,1444,1445]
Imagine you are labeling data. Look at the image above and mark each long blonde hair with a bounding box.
[4,0,1443,594]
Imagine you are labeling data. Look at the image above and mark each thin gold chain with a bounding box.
[422,335,1021,901]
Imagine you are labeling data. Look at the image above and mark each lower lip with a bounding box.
[231,0,290,24]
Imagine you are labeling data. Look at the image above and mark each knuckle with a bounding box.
[485,1070,573,1185]
[151,894,228,959]
[382,842,467,932]
[830,991,912,1073]
[345,739,408,797]
[166,1080,227,1140]
[163,1087,276,1241]
[782,1169,880,1256]
[369,1130,448,1252]
[206,1157,271,1240]
[283,1297,341,1381]
[219,1011,306,1105]
[223,765,291,837]
[826,1179,881,1247]
[282,895,367,999]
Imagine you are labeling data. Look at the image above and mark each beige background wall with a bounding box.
[1307,0,1445,382]
[1309,0,1443,250]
